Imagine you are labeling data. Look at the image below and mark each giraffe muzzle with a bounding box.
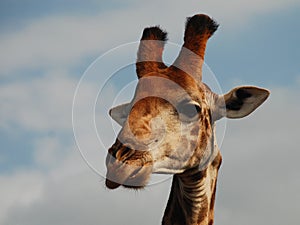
[105,140,153,189]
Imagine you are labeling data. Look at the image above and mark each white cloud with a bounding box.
[0,69,102,132]
[33,136,66,168]
[0,171,45,223]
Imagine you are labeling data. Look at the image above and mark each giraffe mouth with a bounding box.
[105,166,150,189]
[105,140,153,189]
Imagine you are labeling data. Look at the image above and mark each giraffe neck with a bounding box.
[162,152,221,225]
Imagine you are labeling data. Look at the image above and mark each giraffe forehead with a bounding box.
[133,75,205,105]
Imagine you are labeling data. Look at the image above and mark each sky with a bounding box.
[0,0,300,224]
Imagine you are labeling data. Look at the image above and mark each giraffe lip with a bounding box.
[105,165,152,189]
[122,167,146,189]
[105,167,141,190]
[105,179,121,189]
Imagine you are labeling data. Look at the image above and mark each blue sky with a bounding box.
[206,5,300,88]
[0,0,126,30]
[0,0,299,224]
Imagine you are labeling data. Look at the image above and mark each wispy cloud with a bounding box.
[0,70,77,131]
[0,171,45,223]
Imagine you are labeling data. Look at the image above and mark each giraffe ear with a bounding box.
[217,86,270,119]
[109,103,131,126]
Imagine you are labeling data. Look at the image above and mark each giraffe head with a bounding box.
[105,14,269,189]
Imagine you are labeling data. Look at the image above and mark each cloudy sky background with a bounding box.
[1,0,300,224]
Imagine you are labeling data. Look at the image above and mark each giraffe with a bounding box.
[105,14,269,225]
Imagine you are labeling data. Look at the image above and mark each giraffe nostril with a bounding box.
[116,146,135,161]
[108,147,118,159]
[107,139,137,164]
[108,140,122,157]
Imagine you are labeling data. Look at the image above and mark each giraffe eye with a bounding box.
[177,103,201,121]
